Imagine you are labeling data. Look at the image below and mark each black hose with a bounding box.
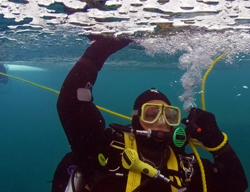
[109,123,133,134]
[132,178,152,192]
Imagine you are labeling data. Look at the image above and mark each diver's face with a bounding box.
[139,100,172,132]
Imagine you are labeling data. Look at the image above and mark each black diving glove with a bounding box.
[88,34,132,52]
[181,108,224,148]
[82,34,132,71]
[84,35,132,71]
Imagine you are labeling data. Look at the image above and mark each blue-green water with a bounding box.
[0,46,250,192]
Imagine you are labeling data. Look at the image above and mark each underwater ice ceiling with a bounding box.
[1,0,250,36]
[1,0,250,111]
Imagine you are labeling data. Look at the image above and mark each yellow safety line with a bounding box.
[189,141,207,192]
[96,106,132,121]
[0,72,132,121]
[186,53,227,192]
[201,53,227,110]
[0,72,60,94]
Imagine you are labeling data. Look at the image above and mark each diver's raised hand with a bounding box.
[82,34,132,71]
[181,108,224,148]
[88,34,132,54]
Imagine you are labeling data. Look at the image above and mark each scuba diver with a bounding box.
[0,64,8,84]
[51,35,248,192]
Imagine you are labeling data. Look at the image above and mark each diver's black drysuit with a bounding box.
[52,37,248,192]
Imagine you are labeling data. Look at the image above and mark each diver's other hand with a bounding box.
[181,108,224,148]
[88,34,132,53]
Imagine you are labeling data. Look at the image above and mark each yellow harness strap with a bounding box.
[123,134,182,192]
[124,133,141,192]
[167,147,182,192]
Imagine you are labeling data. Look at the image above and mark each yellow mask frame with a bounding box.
[139,103,181,126]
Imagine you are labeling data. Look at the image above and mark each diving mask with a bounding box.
[134,103,181,126]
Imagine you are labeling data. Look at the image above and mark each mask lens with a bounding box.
[164,107,180,125]
[143,105,161,123]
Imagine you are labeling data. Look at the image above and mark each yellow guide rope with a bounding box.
[201,53,227,110]
[190,53,227,192]
[0,71,132,121]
